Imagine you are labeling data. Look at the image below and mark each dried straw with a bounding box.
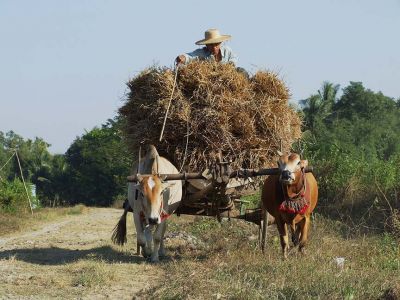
[119,61,301,171]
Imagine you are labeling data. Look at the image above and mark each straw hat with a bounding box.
[195,28,231,45]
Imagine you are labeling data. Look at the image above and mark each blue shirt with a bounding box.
[183,44,238,65]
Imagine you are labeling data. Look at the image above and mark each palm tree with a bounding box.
[300,81,340,132]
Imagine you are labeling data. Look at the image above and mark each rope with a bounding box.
[159,64,180,142]
[0,151,16,172]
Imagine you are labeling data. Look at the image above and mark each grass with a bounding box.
[0,204,88,236]
[140,213,400,299]
[68,260,117,288]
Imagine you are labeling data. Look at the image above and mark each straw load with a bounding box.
[119,61,301,172]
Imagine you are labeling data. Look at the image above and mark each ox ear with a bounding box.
[277,150,283,157]
[300,160,308,169]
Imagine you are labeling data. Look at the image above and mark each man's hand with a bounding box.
[175,55,186,65]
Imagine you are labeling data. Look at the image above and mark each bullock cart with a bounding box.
[127,152,313,250]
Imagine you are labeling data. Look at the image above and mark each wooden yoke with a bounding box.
[127,166,314,182]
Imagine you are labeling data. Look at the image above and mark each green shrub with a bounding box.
[0,179,32,214]
[302,145,400,233]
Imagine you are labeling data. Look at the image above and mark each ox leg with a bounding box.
[291,223,301,246]
[151,223,165,263]
[158,222,167,258]
[276,219,289,259]
[143,226,153,259]
[298,216,310,254]
[133,214,150,258]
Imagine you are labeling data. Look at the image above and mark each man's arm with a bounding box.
[176,48,206,65]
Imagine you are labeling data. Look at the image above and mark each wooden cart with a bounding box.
[127,153,313,251]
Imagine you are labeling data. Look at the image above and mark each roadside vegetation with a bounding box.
[0,118,130,234]
[298,82,400,239]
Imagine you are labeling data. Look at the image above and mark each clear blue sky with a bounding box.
[1,0,399,154]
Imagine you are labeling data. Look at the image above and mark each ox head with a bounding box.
[277,151,308,185]
[136,174,166,225]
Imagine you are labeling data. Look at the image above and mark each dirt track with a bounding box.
[0,208,160,299]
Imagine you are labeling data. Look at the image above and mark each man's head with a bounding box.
[206,43,221,56]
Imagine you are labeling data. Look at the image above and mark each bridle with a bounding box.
[279,167,309,214]
[281,167,307,202]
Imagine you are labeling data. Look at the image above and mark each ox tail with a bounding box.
[111,206,129,246]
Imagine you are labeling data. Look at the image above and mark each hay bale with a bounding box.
[119,61,301,171]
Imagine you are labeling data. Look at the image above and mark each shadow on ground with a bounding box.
[0,245,145,265]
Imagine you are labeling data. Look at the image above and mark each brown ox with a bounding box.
[261,152,318,258]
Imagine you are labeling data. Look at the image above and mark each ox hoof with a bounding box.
[283,251,288,260]
[299,247,306,255]
[150,256,160,263]
[282,246,289,260]
[141,250,152,259]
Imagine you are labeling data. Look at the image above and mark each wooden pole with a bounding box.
[15,150,34,215]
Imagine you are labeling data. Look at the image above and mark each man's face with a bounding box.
[206,43,221,56]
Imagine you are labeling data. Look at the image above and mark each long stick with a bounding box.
[159,65,179,142]
[15,151,34,215]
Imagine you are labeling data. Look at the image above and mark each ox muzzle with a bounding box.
[280,170,295,184]
[148,217,160,225]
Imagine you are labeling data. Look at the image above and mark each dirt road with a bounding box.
[0,208,160,299]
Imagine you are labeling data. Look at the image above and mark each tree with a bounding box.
[300,81,339,133]
[300,81,400,230]
[332,82,400,159]
[64,118,132,206]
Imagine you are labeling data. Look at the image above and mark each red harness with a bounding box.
[278,170,310,214]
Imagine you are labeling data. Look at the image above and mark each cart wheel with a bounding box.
[260,209,269,252]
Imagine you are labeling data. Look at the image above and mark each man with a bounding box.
[176,28,238,65]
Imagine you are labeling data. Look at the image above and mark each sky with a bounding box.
[1,0,399,154]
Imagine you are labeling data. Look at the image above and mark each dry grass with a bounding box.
[119,61,301,171]
[140,214,400,299]
[67,259,117,288]
[0,204,88,236]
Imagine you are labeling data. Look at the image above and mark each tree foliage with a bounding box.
[63,118,132,206]
[1,117,132,209]
[300,81,400,231]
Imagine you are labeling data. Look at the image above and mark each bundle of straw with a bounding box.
[119,61,301,171]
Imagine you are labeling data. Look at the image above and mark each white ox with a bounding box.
[112,145,182,262]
